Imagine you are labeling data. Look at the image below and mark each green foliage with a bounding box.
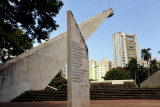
[0,20,33,62]
[126,58,138,80]
[141,48,151,61]
[89,79,95,83]
[0,0,63,62]
[158,62,160,69]
[150,59,160,75]
[141,48,152,77]
[143,86,148,88]
[104,58,149,87]
[103,68,131,80]
[49,71,67,90]
[136,66,147,87]
[126,58,147,87]
[0,0,63,43]
[103,50,159,88]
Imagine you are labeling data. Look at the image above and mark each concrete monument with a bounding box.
[140,70,160,88]
[67,11,90,107]
[0,9,114,102]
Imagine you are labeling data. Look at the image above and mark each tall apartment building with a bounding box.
[89,58,114,81]
[89,59,96,80]
[109,61,114,70]
[112,32,140,68]
[95,65,105,81]
[136,42,141,60]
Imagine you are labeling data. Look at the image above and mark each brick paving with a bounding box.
[1,100,160,107]
[90,100,160,107]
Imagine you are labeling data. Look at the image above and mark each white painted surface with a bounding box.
[91,80,135,85]
[112,32,138,68]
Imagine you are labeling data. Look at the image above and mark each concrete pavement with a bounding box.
[1,100,160,107]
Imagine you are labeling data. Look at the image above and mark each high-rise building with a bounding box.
[112,32,140,68]
[89,58,114,81]
[89,59,96,80]
[95,65,105,81]
[136,42,141,61]
[109,61,114,70]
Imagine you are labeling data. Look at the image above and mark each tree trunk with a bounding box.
[148,61,149,78]
[135,70,136,83]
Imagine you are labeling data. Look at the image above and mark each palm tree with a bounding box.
[126,58,138,83]
[141,48,151,78]
[136,65,147,87]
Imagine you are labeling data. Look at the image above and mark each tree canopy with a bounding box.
[141,48,152,77]
[141,48,151,62]
[126,58,147,87]
[0,0,63,63]
[103,68,131,80]
[0,0,63,42]
[49,71,67,90]
[0,20,33,62]
[125,58,138,82]
[103,50,159,87]
[150,59,160,75]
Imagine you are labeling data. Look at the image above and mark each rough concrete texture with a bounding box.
[0,9,114,102]
[67,11,90,107]
[140,70,160,88]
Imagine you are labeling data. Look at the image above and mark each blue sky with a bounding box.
[46,0,160,62]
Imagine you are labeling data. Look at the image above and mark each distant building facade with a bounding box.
[89,58,114,81]
[89,59,96,80]
[138,57,159,68]
[61,64,67,79]
[112,32,140,68]
[63,56,159,80]
[95,65,106,81]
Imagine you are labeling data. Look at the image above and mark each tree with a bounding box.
[126,58,138,83]
[125,58,148,87]
[158,62,160,69]
[0,0,63,42]
[103,68,131,80]
[0,0,63,62]
[117,66,123,71]
[150,59,159,75]
[141,48,151,78]
[136,65,147,87]
[0,20,33,62]
[49,71,67,90]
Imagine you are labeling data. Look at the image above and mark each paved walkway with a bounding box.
[90,100,160,107]
[1,100,160,107]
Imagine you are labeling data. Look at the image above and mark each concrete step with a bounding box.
[11,88,160,101]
